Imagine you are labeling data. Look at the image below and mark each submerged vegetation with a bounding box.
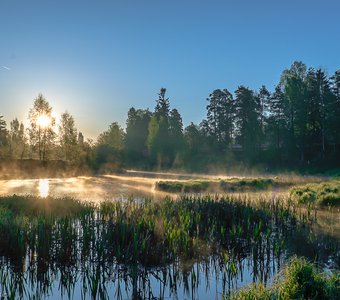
[1,191,338,298]
[290,180,340,207]
[227,257,340,300]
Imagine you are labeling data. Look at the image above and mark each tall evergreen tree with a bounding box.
[329,70,340,151]
[155,88,170,120]
[125,107,152,165]
[234,86,261,162]
[304,68,332,160]
[258,85,271,138]
[206,89,234,152]
[280,61,308,162]
[266,85,288,162]
[184,122,201,156]
[169,108,185,165]
[147,88,173,168]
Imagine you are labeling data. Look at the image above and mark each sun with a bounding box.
[36,114,50,128]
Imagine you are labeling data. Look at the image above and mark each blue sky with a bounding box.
[1,0,340,139]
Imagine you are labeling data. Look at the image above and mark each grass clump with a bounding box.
[227,257,340,300]
[220,178,276,192]
[156,180,210,193]
[156,177,285,193]
[275,257,336,299]
[290,181,340,207]
[226,283,271,300]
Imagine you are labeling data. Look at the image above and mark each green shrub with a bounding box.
[276,257,327,299]
[226,257,340,300]
[290,181,340,207]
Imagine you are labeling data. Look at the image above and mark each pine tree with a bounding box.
[258,85,271,138]
[155,88,170,120]
[169,108,185,165]
[280,61,308,162]
[206,89,234,152]
[234,86,261,162]
[266,85,287,162]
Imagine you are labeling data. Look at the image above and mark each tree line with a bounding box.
[0,61,339,172]
[0,94,91,166]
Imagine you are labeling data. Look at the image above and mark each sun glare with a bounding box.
[36,114,50,128]
[38,179,49,198]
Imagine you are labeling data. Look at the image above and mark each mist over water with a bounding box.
[0,175,164,202]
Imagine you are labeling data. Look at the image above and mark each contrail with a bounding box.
[1,66,11,70]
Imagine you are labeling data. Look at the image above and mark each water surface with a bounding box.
[0,175,339,299]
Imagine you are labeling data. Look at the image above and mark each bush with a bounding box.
[227,257,340,300]
[276,257,327,299]
[290,181,340,207]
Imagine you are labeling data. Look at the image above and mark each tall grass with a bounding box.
[226,256,340,300]
[290,180,340,207]
[0,193,336,299]
[155,176,313,193]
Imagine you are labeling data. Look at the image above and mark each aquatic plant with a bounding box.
[226,257,340,300]
[0,193,337,299]
[155,177,305,193]
[290,180,340,207]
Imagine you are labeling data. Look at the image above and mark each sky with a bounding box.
[1,0,340,139]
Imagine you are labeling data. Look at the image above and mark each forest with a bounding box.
[1,60,340,173]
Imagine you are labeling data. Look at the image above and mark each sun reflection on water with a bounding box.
[38,179,49,197]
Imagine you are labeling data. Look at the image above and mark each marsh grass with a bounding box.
[0,193,335,299]
[97,193,298,265]
[0,194,94,216]
[290,180,340,207]
[226,256,340,300]
[155,176,318,193]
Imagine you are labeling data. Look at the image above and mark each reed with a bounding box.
[0,192,337,299]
